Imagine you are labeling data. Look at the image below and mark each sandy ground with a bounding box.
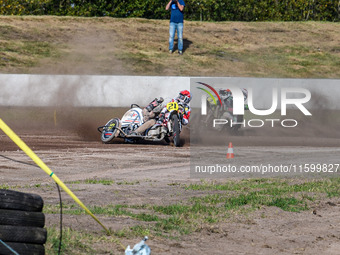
[0,107,339,254]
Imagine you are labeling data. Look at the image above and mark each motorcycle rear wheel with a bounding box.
[101,118,120,144]
[229,115,244,134]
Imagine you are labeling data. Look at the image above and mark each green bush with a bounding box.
[1,0,339,21]
[0,0,50,15]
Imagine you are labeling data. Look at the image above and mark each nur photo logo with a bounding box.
[196,82,312,128]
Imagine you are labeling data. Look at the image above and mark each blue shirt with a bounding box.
[170,0,185,23]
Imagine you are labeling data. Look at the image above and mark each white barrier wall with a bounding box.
[0,74,339,108]
[0,75,190,107]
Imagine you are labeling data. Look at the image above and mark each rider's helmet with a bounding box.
[219,89,232,98]
[177,90,191,104]
[242,88,248,100]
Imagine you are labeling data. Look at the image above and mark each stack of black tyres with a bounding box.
[0,190,46,255]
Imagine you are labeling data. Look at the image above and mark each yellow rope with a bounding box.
[0,118,128,250]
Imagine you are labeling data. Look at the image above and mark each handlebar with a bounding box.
[131,104,141,109]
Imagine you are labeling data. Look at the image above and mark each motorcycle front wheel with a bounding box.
[101,118,120,144]
[171,114,181,147]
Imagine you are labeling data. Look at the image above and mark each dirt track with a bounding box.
[1,107,340,254]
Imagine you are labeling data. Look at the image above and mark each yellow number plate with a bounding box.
[167,102,178,111]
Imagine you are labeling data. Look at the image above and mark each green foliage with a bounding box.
[0,184,10,189]
[46,227,97,254]
[186,0,340,21]
[0,0,339,21]
[0,0,50,15]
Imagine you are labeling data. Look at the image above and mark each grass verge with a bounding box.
[44,177,340,254]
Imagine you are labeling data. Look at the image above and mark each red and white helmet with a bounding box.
[177,90,191,104]
[219,89,232,97]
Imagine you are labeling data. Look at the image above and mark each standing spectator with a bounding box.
[166,0,185,55]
